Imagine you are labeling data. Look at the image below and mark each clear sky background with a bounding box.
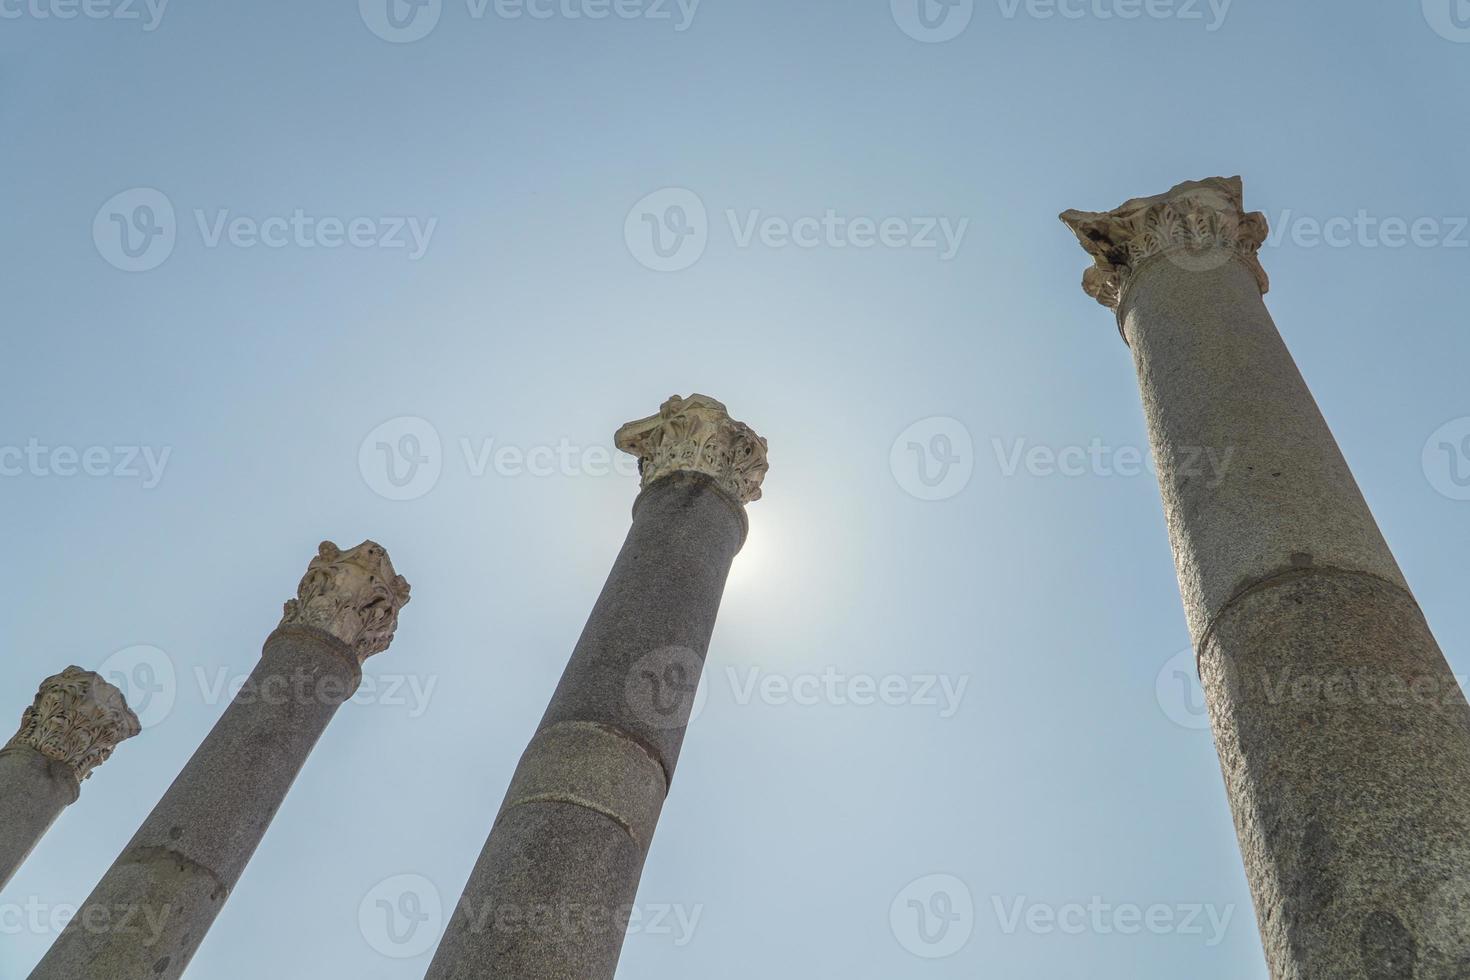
[2,1,1468,977]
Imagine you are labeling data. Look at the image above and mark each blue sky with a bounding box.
[2,1,1468,977]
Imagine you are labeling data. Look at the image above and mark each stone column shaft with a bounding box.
[1063,178,1470,978]
[0,668,138,889]
[28,541,410,980]
[425,394,767,980]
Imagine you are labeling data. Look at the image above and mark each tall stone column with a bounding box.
[29,540,410,980]
[0,667,139,889]
[425,394,768,980]
[1062,177,1470,978]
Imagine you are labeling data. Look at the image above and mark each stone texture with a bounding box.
[0,747,80,891]
[432,801,648,980]
[426,397,763,980]
[540,470,747,773]
[1063,179,1470,979]
[500,721,668,851]
[0,668,137,889]
[1202,570,1470,978]
[1061,175,1269,314]
[28,541,409,980]
[1119,252,1407,642]
[615,393,769,505]
[5,666,140,783]
[278,539,411,662]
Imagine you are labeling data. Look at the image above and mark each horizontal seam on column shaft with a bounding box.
[498,793,646,850]
[524,719,670,792]
[541,719,674,788]
[1193,564,1420,670]
[119,844,232,900]
[495,720,670,850]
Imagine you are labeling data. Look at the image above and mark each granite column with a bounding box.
[28,540,411,980]
[424,394,768,980]
[1062,177,1470,977]
[0,668,139,889]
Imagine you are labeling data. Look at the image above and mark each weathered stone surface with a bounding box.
[0,668,137,889]
[29,629,361,980]
[1202,570,1470,979]
[615,393,769,506]
[0,746,79,890]
[1063,179,1470,979]
[500,721,668,851]
[540,470,745,775]
[426,398,763,980]
[432,801,648,980]
[5,666,139,783]
[29,541,408,980]
[279,539,411,662]
[1060,175,1269,313]
[1120,254,1406,642]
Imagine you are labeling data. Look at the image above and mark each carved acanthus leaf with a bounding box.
[1060,176,1270,310]
[5,667,140,782]
[279,540,411,661]
[615,394,769,505]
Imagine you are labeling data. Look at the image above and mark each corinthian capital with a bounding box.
[279,540,411,661]
[615,394,769,505]
[1060,176,1270,312]
[5,667,140,783]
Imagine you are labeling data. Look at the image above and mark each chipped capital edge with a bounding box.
[278,540,411,663]
[1060,176,1270,331]
[4,666,141,783]
[614,394,770,506]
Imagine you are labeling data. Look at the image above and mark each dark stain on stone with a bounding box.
[152,956,171,974]
[169,826,182,840]
[1359,910,1417,979]
[1286,817,1338,919]
[1290,552,1314,568]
